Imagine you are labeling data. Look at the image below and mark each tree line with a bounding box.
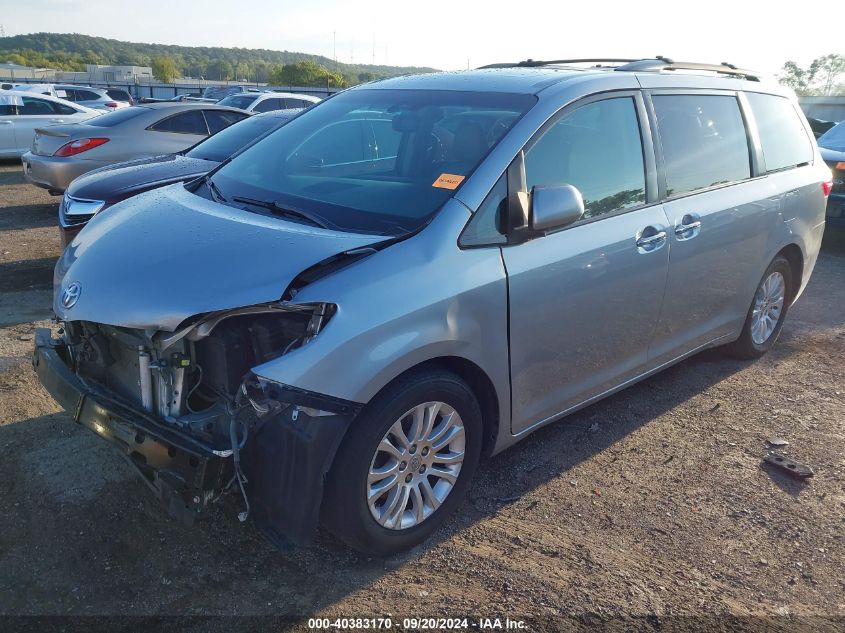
[778,54,845,96]
[0,32,435,87]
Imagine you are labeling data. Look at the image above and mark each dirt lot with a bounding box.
[0,160,843,631]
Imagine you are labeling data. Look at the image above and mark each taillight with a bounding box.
[105,102,119,109]
[54,138,110,157]
[822,180,834,197]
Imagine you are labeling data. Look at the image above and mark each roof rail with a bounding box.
[614,57,762,81]
[478,56,762,81]
[479,58,637,69]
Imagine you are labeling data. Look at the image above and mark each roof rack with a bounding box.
[480,58,637,69]
[615,57,762,81]
[479,56,762,81]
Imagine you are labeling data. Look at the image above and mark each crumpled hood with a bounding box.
[54,183,387,331]
[66,154,216,202]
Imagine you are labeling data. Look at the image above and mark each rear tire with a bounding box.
[725,255,793,359]
[322,369,482,555]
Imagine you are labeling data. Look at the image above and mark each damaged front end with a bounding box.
[33,299,362,546]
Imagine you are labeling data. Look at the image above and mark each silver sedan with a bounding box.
[21,103,249,194]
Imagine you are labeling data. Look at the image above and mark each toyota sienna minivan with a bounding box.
[34,58,831,555]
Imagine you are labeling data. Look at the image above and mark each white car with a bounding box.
[0,91,101,158]
[216,91,321,113]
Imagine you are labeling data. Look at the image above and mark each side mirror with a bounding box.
[529,185,584,232]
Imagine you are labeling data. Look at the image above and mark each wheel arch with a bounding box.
[364,355,501,458]
[777,243,804,303]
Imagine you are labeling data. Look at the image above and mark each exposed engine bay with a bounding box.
[45,300,358,541]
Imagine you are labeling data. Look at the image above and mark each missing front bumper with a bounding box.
[32,328,228,523]
[32,328,364,547]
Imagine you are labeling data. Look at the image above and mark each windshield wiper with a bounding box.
[205,177,227,203]
[232,196,331,229]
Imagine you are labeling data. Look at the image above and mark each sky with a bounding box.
[2,0,837,77]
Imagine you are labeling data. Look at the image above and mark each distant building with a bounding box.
[0,62,153,83]
[0,62,48,80]
[83,64,153,82]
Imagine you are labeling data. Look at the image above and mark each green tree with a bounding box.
[812,54,845,96]
[778,61,815,96]
[779,54,845,96]
[206,59,234,81]
[151,56,178,83]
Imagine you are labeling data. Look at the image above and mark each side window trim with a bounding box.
[643,88,761,202]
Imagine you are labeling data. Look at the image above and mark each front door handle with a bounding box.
[0,120,12,125]
[674,213,702,241]
[636,227,668,253]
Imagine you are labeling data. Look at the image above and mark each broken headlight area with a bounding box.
[55,301,344,530]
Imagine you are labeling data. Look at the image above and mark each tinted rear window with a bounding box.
[653,94,751,196]
[217,95,258,109]
[746,92,813,172]
[106,89,131,101]
[75,89,103,101]
[85,107,148,127]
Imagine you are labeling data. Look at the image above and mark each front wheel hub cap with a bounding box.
[366,401,466,530]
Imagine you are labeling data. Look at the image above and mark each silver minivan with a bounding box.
[35,58,830,554]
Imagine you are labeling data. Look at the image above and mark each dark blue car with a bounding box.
[817,121,845,225]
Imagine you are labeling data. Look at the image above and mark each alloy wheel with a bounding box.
[367,401,465,530]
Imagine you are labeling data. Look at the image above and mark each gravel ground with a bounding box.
[0,160,843,631]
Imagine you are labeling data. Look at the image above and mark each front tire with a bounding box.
[726,255,793,359]
[322,369,482,555]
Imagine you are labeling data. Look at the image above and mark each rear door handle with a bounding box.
[636,227,668,253]
[674,213,702,240]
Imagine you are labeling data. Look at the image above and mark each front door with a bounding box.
[503,94,670,434]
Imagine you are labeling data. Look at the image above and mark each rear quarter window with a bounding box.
[746,92,814,172]
[150,110,209,135]
[652,94,751,197]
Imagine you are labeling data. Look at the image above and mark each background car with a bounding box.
[216,91,321,113]
[103,88,135,107]
[201,85,258,101]
[817,121,845,224]
[21,102,249,194]
[807,116,837,139]
[58,109,297,245]
[0,91,101,158]
[14,83,128,111]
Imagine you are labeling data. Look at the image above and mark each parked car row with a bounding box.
[59,109,297,244]
[7,83,133,111]
[0,91,102,158]
[21,102,249,194]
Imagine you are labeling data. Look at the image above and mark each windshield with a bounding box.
[210,89,535,235]
[186,114,289,162]
[818,122,845,148]
[217,94,258,110]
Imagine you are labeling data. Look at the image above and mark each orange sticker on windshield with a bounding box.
[432,173,465,189]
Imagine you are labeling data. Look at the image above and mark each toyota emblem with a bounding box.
[61,282,82,309]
